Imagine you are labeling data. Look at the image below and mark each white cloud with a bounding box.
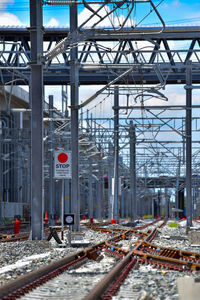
[45,18,59,27]
[0,1,20,26]
[0,12,23,26]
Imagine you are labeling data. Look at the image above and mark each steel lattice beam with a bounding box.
[1,26,200,84]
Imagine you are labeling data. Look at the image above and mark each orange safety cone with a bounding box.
[44,211,48,224]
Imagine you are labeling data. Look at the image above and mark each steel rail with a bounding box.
[133,249,200,271]
[0,227,52,243]
[0,229,134,299]
[83,220,166,299]
[102,257,138,299]
[83,250,137,300]
[0,220,181,299]
[0,250,87,299]
[82,218,200,299]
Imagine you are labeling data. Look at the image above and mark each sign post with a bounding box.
[64,213,75,247]
[61,180,64,240]
[54,151,72,241]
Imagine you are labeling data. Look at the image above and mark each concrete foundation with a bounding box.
[188,230,200,245]
[178,276,200,300]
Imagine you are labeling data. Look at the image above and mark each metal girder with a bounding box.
[2,26,200,41]
[2,26,200,84]
[135,177,200,188]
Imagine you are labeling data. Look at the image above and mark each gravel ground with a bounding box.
[1,220,200,300]
[153,222,200,253]
[20,252,117,300]
[115,220,200,300]
[0,224,108,285]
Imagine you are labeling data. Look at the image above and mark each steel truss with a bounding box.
[1,26,200,84]
[83,113,200,174]
[1,1,199,231]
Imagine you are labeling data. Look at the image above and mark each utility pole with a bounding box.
[88,157,93,219]
[30,0,44,239]
[121,168,125,218]
[49,95,54,225]
[70,0,80,231]
[97,152,103,220]
[175,158,180,210]
[165,188,169,219]
[0,120,2,225]
[185,60,192,228]
[129,121,136,221]
[65,140,70,215]
[113,86,119,221]
[108,142,113,219]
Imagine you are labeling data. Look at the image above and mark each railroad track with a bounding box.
[0,219,161,243]
[0,226,65,243]
[0,232,30,243]
[0,219,197,299]
[0,229,131,299]
[0,223,31,242]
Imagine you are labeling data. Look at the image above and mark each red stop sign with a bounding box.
[58,153,68,163]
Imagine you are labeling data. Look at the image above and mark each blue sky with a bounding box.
[1,0,200,27]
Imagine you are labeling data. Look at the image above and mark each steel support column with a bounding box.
[186,61,193,228]
[101,159,104,219]
[30,0,44,240]
[113,86,119,221]
[88,158,93,219]
[18,113,23,205]
[130,121,136,221]
[165,188,169,219]
[175,159,180,210]
[125,174,129,219]
[121,174,125,218]
[70,1,80,231]
[0,123,2,224]
[97,155,102,220]
[108,143,113,219]
[49,95,54,225]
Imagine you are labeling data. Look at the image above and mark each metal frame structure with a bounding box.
[1,27,200,85]
[1,0,200,237]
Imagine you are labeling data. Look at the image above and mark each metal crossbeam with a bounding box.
[1,26,200,84]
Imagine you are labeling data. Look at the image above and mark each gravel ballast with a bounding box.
[0,220,200,299]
